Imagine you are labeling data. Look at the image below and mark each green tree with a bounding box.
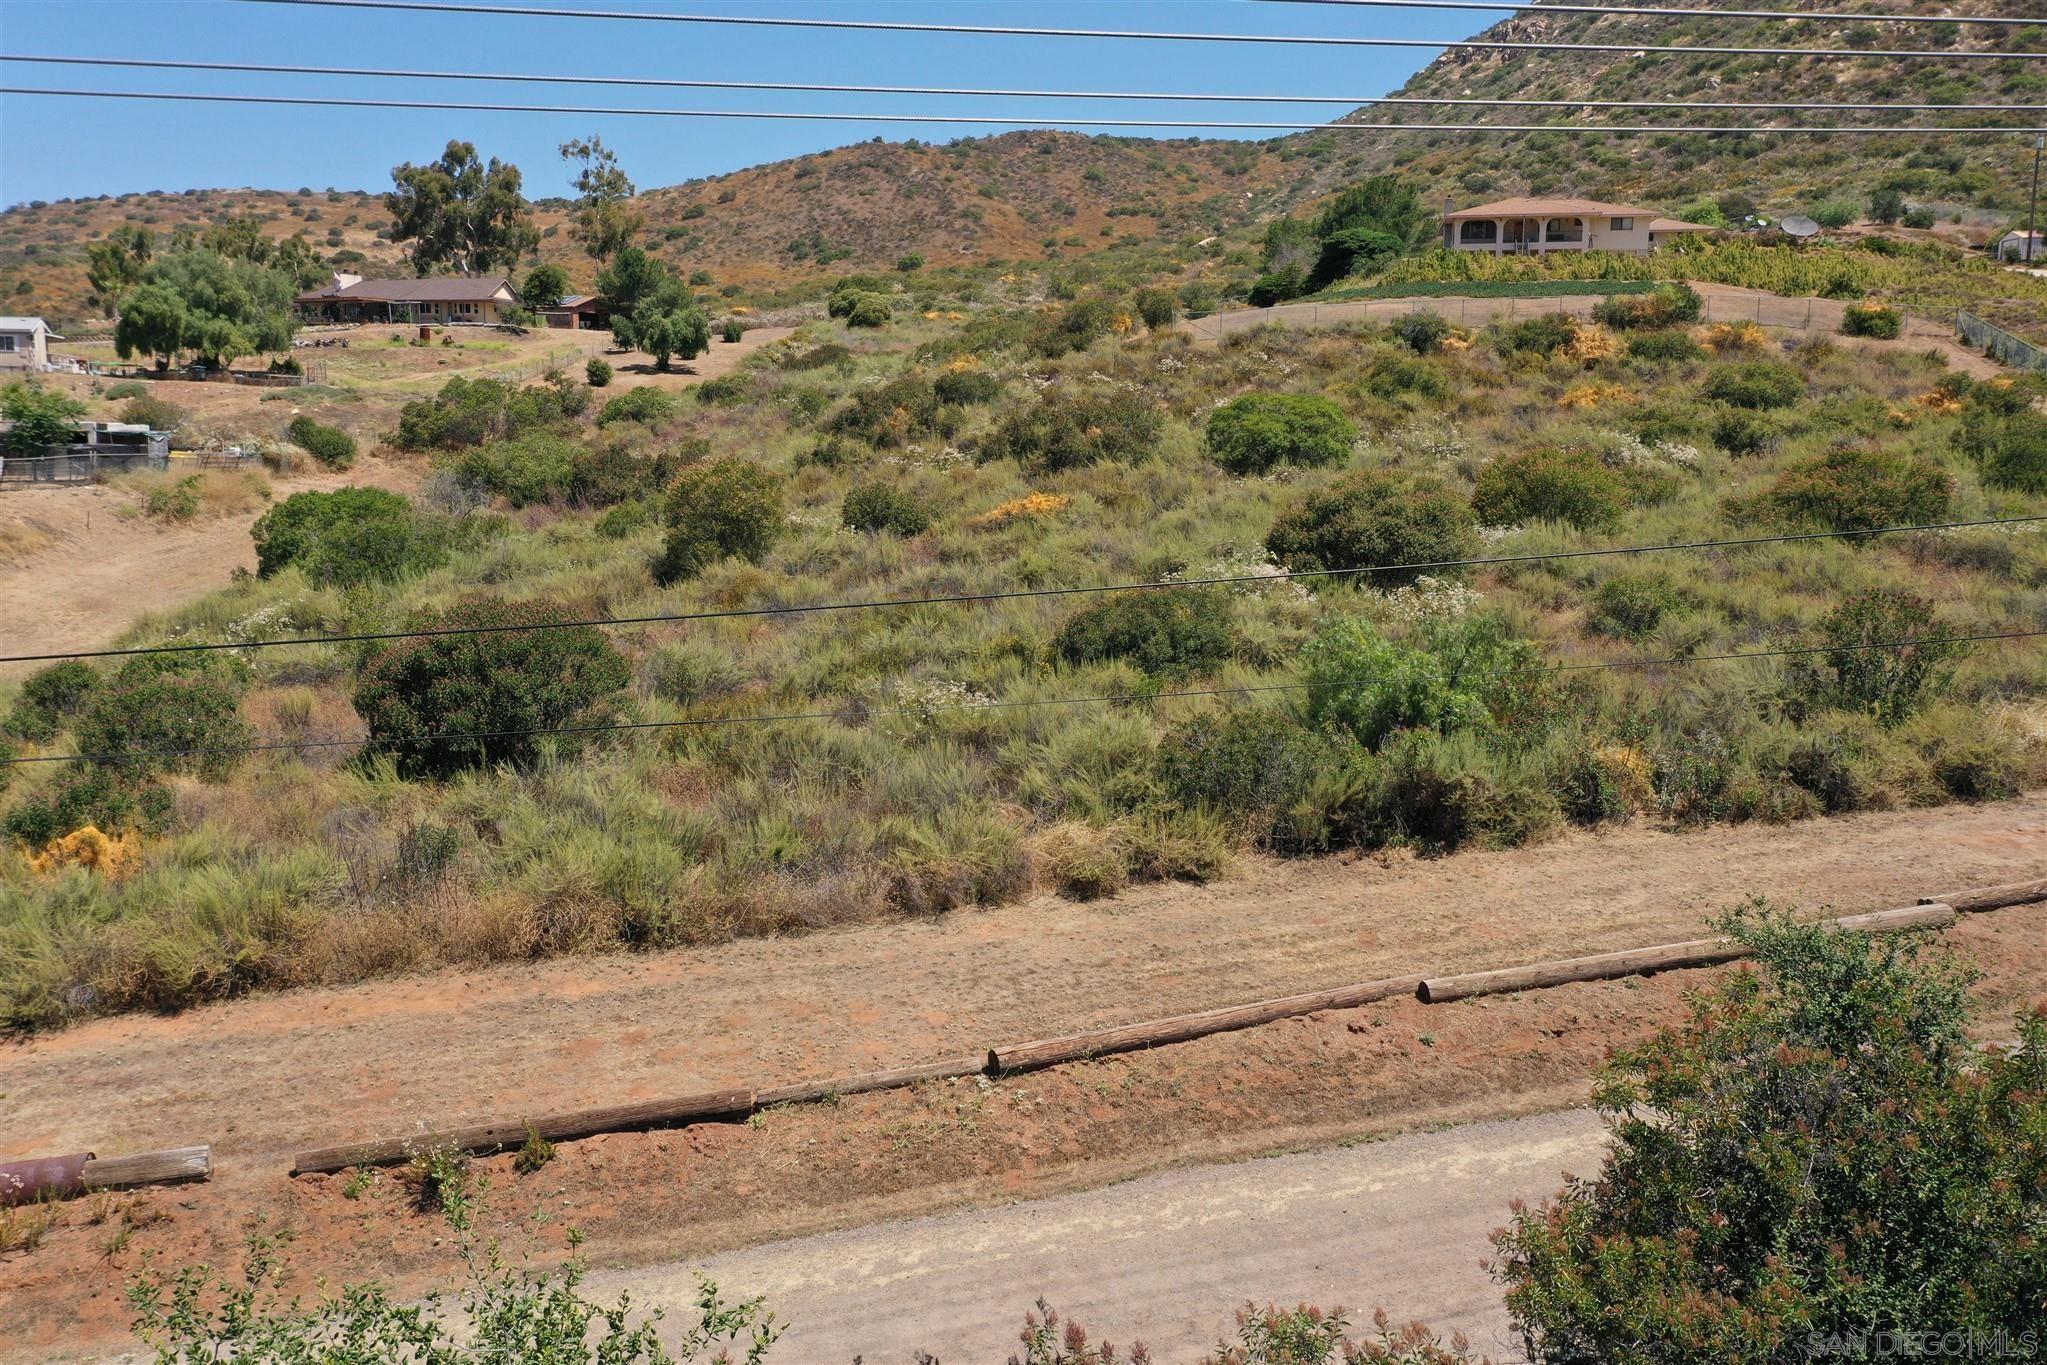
[522,262,570,312]
[199,214,270,263]
[385,140,540,277]
[1,380,86,454]
[85,224,153,302]
[268,232,330,290]
[615,281,711,370]
[1304,613,1543,751]
[596,245,668,319]
[1493,907,2047,1361]
[1310,177,1430,284]
[354,598,631,779]
[1786,589,1958,725]
[1869,185,1907,225]
[560,134,643,264]
[113,250,296,370]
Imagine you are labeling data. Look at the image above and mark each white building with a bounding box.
[1997,230,2045,263]
[1442,198,1715,255]
[0,316,54,371]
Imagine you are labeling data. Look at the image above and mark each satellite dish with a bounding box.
[1781,215,1822,239]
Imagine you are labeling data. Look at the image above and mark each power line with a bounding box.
[1247,0,2047,25]
[233,0,2047,61]
[4,626,2032,769]
[7,53,2043,113]
[2,87,2033,134]
[7,515,2041,668]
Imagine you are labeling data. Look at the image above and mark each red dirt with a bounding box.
[3,799,2045,1359]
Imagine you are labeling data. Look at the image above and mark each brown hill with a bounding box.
[2,0,2037,324]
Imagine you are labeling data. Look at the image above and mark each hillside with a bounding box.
[2,0,2040,324]
[1288,0,2043,228]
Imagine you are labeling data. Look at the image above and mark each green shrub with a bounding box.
[354,598,631,780]
[1587,574,1685,639]
[1303,612,1546,753]
[285,414,355,469]
[720,318,744,344]
[1031,298,1118,357]
[1360,351,1448,402]
[594,499,655,539]
[695,374,752,407]
[1205,393,1355,476]
[394,376,579,450]
[1626,330,1704,363]
[896,253,925,272]
[654,458,783,584]
[1711,408,1778,457]
[1,380,85,454]
[4,661,100,743]
[1956,382,2047,494]
[1391,311,1452,354]
[103,381,149,400]
[585,356,613,387]
[1810,197,1860,228]
[1704,360,1803,410]
[1266,470,1478,588]
[1248,269,1306,308]
[1496,312,1579,357]
[251,487,446,587]
[932,368,1000,405]
[1052,589,1236,679]
[1840,302,1902,339]
[1155,705,1336,844]
[445,431,578,507]
[1731,446,1952,533]
[827,374,947,449]
[72,653,252,783]
[119,394,185,431]
[596,386,676,427]
[1495,909,2047,1358]
[1591,282,1703,330]
[847,294,892,329]
[978,387,1162,472]
[841,481,931,536]
[1133,286,1178,330]
[1785,589,1957,725]
[1471,446,1636,533]
[3,764,173,845]
[569,442,688,508]
[1367,729,1561,855]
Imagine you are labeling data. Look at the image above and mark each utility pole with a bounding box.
[2031,131,2044,265]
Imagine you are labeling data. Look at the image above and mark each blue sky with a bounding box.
[0,0,1480,206]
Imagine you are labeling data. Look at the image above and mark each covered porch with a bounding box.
[1444,215,1590,253]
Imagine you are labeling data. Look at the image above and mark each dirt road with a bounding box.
[0,455,419,674]
[592,1108,1605,1362]
[1185,283,2006,379]
[8,799,2042,1181]
[7,799,2045,1357]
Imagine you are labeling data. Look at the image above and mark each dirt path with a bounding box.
[1185,282,2006,379]
[0,455,421,676]
[593,1107,1606,1362]
[5,798,2042,1179]
[6,801,2045,1358]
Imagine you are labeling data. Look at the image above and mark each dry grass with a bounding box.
[114,468,272,523]
[0,1201,62,1256]
[0,522,56,562]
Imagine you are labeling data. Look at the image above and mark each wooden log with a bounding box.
[989,975,1425,1075]
[755,1054,988,1109]
[293,1086,755,1175]
[81,1146,211,1193]
[1920,877,2047,913]
[1418,904,1954,1005]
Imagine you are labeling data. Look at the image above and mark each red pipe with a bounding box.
[0,1151,96,1206]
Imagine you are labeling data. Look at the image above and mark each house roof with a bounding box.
[1648,217,1717,233]
[296,277,515,304]
[541,294,599,311]
[1445,197,1678,222]
[0,316,50,333]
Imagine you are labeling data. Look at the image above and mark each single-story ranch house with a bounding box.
[295,275,521,324]
[0,316,55,370]
[1442,198,1716,255]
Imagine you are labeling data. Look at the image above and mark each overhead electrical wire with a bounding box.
[1,87,2032,133]
[7,515,2043,668]
[232,0,2047,61]
[1245,0,2047,25]
[5,627,2035,769]
[6,53,2042,114]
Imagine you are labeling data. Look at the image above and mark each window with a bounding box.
[1544,217,1585,242]
[1611,217,1634,231]
[0,335,16,352]
[1458,220,1498,244]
